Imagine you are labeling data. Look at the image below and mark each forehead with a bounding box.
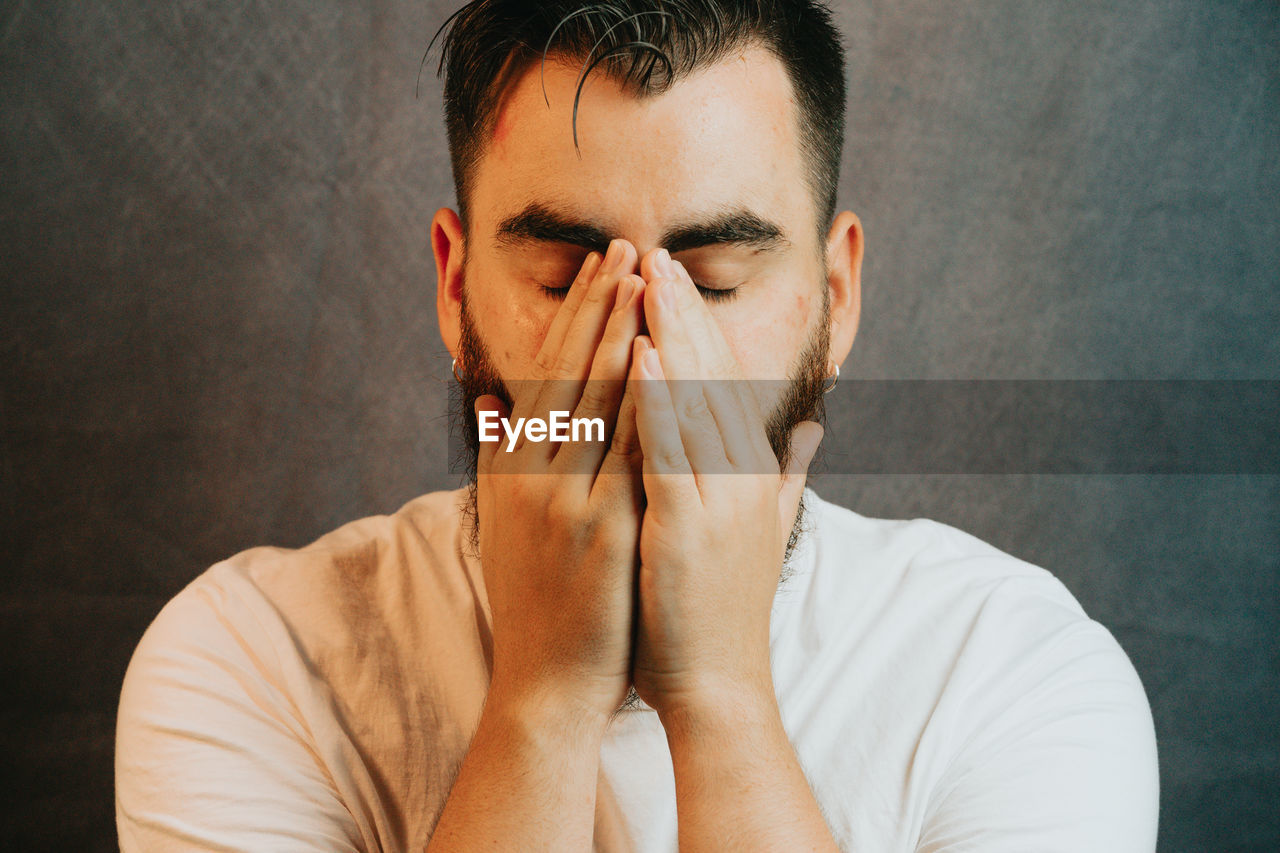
[468,44,812,244]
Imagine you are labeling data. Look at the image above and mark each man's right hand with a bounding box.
[473,238,647,722]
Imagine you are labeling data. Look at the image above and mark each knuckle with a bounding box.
[533,348,557,375]
[651,447,687,471]
[576,382,611,415]
[582,282,612,308]
[550,351,580,378]
[598,316,628,347]
[680,394,711,422]
[609,426,642,458]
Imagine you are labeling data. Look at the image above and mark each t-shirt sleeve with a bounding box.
[115,571,366,852]
[915,583,1160,852]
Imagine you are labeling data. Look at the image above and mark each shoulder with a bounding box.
[799,488,1093,643]
[802,487,1146,700]
[121,486,475,690]
[227,486,474,594]
[115,487,474,850]
[115,548,362,849]
[799,489,1159,851]
[198,487,477,639]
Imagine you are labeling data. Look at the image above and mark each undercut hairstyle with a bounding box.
[426,1,847,237]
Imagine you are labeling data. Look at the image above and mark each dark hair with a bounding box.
[425,1,847,236]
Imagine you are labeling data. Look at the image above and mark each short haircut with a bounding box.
[427,1,847,237]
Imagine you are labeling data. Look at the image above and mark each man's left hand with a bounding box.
[627,248,823,718]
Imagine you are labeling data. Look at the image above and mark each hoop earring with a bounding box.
[822,362,839,394]
[452,357,466,384]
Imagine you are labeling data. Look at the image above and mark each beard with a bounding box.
[451,280,831,713]
[453,281,830,571]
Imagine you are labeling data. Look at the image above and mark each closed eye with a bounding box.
[538,282,739,303]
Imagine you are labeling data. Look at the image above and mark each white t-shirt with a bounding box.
[115,487,1159,852]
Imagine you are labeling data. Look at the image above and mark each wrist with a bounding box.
[483,675,614,744]
[656,675,782,745]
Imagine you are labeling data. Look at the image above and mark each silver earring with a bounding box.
[452,357,466,383]
[822,362,839,394]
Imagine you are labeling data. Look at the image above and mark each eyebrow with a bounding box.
[494,202,790,255]
[494,204,612,255]
[662,211,789,254]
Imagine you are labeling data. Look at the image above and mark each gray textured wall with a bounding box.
[2,1,1276,850]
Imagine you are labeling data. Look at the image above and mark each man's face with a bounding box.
[456,45,831,411]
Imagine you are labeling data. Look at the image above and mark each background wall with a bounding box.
[2,1,1276,849]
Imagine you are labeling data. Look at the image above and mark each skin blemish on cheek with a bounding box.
[790,292,810,331]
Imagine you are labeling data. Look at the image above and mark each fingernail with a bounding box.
[655,248,674,278]
[604,239,623,270]
[614,276,633,310]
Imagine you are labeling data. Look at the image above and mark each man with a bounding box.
[115,2,1160,851]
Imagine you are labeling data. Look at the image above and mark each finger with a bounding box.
[555,274,646,475]
[641,263,703,380]
[666,257,775,467]
[515,250,602,415]
[597,377,642,479]
[592,380,645,513]
[529,250,603,380]
[643,259,745,472]
[778,420,823,533]
[629,336,702,511]
[642,281,732,474]
[530,239,638,427]
[474,394,509,476]
[670,256,768,402]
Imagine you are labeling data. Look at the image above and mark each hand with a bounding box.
[627,248,823,717]
[474,239,647,721]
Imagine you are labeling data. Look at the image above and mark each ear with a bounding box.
[432,207,466,359]
[823,210,863,367]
